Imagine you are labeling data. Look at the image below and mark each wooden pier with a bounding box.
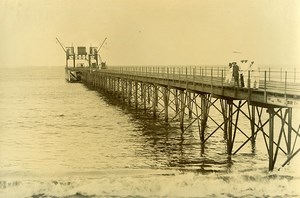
[66,65,300,171]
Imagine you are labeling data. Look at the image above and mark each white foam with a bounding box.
[1,169,300,198]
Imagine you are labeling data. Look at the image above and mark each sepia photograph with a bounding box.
[1,0,300,197]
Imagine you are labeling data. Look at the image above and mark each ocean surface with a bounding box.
[1,66,300,198]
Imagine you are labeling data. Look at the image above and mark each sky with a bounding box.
[1,0,300,67]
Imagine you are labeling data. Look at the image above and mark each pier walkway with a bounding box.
[66,66,300,171]
[87,66,300,107]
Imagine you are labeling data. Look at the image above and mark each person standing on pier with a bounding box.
[225,62,233,83]
[249,61,259,88]
[232,62,240,87]
[240,60,248,87]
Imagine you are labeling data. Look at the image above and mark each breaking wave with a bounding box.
[1,169,300,198]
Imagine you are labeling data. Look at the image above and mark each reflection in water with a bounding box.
[95,87,235,173]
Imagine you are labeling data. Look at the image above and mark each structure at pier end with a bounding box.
[56,37,107,82]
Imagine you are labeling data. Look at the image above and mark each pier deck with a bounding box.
[71,66,300,108]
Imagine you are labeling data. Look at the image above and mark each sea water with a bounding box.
[0,66,300,198]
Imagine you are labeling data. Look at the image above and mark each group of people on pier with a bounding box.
[225,60,259,88]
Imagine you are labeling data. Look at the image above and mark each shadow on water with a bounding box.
[83,84,235,174]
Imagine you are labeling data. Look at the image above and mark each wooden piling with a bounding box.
[175,89,179,113]
[251,105,256,144]
[122,78,125,103]
[187,91,193,118]
[287,107,292,156]
[200,94,209,143]
[179,90,185,131]
[128,80,132,105]
[153,85,158,117]
[163,86,169,122]
[135,81,138,109]
[227,99,233,155]
[268,108,275,171]
[142,83,146,111]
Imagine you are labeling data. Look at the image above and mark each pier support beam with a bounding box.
[220,99,228,140]
[226,100,233,155]
[200,94,209,143]
[268,108,275,171]
[175,89,179,114]
[163,87,169,122]
[179,90,185,131]
[153,85,158,118]
[135,81,138,109]
[148,85,151,104]
[122,78,125,103]
[117,79,120,93]
[187,91,193,119]
[128,80,132,105]
[142,83,147,111]
[251,105,256,144]
[287,107,292,156]
[125,79,128,98]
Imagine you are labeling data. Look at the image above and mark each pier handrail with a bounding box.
[96,66,300,96]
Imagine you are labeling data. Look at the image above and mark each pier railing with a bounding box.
[98,66,300,96]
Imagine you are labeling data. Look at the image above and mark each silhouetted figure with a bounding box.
[240,73,244,87]
[225,63,233,83]
[232,62,240,87]
[240,60,247,87]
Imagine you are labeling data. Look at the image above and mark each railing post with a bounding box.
[264,71,267,103]
[173,67,175,82]
[221,69,224,94]
[186,67,188,81]
[280,68,282,82]
[201,68,204,87]
[193,67,195,85]
[211,68,213,94]
[248,70,251,101]
[178,67,180,79]
[199,66,201,77]
[167,67,169,85]
[199,67,201,77]
[285,71,287,101]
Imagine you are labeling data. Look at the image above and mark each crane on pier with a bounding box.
[56,37,76,67]
[56,37,66,53]
[96,37,107,69]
